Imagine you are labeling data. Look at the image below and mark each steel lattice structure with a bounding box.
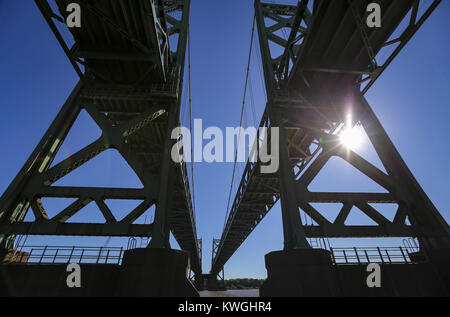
[0,0,201,276]
[211,0,449,276]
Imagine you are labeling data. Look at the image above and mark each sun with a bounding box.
[339,115,364,150]
[340,127,363,149]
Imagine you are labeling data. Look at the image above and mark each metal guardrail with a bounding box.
[10,245,125,265]
[329,246,421,265]
[6,245,426,268]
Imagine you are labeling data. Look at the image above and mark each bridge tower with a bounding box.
[211,0,449,296]
[0,0,201,296]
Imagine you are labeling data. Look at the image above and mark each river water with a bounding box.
[199,289,259,297]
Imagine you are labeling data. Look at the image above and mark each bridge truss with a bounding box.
[211,0,448,276]
[0,0,201,276]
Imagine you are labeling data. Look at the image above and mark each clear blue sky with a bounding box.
[0,0,449,278]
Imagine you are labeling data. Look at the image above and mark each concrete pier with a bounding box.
[260,249,339,297]
[115,248,198,297]
[0,248,198,297]
[260,249,450,297]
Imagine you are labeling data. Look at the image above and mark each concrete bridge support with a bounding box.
[195,274,226,291]
[260,249,340,297]
[0,248,198,297]
[260,249,450,297]
[115,248,198,297]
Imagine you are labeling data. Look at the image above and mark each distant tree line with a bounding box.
[224,278,265,290]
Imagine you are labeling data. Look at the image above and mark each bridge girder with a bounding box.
[211,0,448,276]
[0,0,201,275]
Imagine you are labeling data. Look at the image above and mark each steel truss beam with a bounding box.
[35,0,188,85]
[0,83,163,239]
[1,0,201,275]
[211,0,448,276]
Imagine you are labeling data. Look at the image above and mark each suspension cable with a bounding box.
[188,22,196,213]
[254,30,267,103]
[223,15,256,231]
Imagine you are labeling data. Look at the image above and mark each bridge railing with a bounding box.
[212,112,272,272]
[6,245,125,265]
[329,247,421,265]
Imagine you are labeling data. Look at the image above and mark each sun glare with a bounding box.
[339,114,364,150]
[340,127,363,149]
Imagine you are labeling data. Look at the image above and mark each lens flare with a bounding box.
[340,127,363,149]
[340,114,363,149]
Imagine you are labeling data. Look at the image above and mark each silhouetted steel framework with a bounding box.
[211,0,449,276]
[0,0,201,276]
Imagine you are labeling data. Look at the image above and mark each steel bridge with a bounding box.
[211,0,449,276]
[0,0,449,297]
[0,0,201,276]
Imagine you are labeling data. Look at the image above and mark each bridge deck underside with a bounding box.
[290,0,414,99]
[57,0,166,84]
[212,0,417,274]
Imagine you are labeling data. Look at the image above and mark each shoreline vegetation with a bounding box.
[224,279,265,290]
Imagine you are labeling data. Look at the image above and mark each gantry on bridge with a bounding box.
[0,0,202,286]
[211,0,449,288]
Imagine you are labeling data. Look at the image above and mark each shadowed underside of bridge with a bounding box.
[211,0,448,276]
[0,0,201,276]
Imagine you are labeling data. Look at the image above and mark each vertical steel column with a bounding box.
[255,0,309,250]
[148,0,191,248]
[148,107,177,248]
